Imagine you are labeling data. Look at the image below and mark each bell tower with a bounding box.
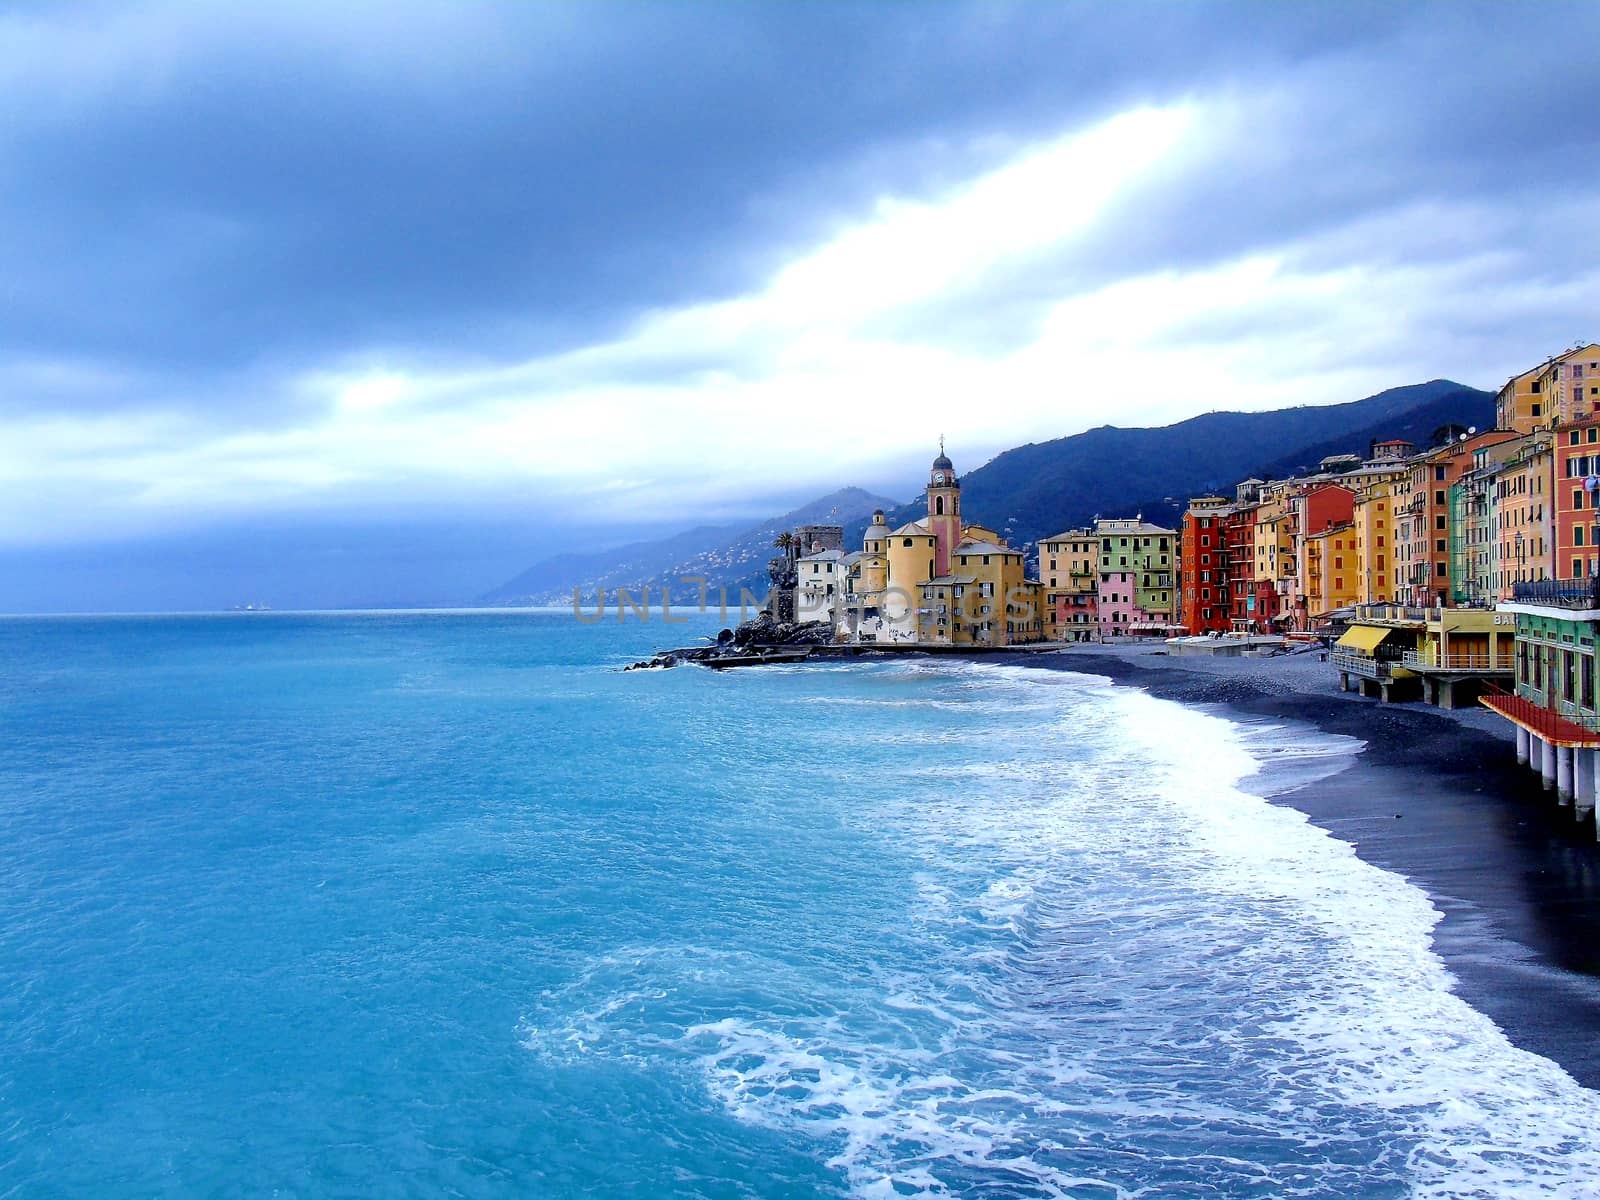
[926,437,962,578]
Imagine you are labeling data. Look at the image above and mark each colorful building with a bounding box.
[1303,522,1360,619]
[1040,528,1100,642]
[1351,475,1398,604]
[1093,517,1178,638]
[1287,483,1354,628]
[1554,415,1600,580]
[1495,432,1555,599]
[1223,481,1263,630]
[843,448,1044,646]
[1180,496,1232,634]
[1251,497,1292,625]
[1482,577,1600,825]
[1449,437,1523,608]
[1398,432,1520,606]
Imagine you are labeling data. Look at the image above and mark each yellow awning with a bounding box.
[1336,625,1393,653]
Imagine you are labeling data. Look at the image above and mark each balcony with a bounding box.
[1510,578,1600,610]
[1401,649,1513,672]
[1330,648,1406,680]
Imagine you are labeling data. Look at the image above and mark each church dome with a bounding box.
[932,451,954,472]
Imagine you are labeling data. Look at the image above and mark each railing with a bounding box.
[1510,577,1600,609]
[1401,650,1513,671]
[1480,691,1600,744]
[1331,648,1402,680]
[1557,699,1600,731]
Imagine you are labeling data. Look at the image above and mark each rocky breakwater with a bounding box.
[625,614,835,670]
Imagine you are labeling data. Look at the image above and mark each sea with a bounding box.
[2,610,1599,1199]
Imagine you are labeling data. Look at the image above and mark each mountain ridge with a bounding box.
[481,486,899,606]
[485,380,1495,605]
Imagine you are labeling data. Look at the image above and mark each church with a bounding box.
[833,446,1045,645]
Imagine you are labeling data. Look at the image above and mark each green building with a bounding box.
[1483,579,1600,833]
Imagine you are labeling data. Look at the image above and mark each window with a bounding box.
[1435,466,1446,481]
[1534,403,1543,417]
[903,538,913,547]
[1434,490,1446,505]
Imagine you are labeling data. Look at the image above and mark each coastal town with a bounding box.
[767,342,1600,827]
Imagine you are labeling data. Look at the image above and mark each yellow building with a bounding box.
[1496,344,1600,433]
[1352,474,1401,604]
[846,448,1044,645]
[1039,528,1099,641]
[1251,496,1291,600]
[920,539,1041,645]
[1496,363,1551,434]
[1304,523,1360,619]
[1496,432,1554,599]
[1538,343,1600,426]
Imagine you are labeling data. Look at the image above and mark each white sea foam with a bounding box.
[1108,682,1600,1197]
[526,660,1600,1197]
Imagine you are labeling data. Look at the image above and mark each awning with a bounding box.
[1335,625,1393,653]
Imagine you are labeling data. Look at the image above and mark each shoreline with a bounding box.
[1000,643,1600,1092]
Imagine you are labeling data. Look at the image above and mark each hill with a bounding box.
[864,380,1494,549]
[486,380,1494,605]
[482,486,899,606]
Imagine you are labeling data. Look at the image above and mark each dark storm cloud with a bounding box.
[0,0,1450,419]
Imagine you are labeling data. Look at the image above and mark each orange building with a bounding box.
[1554,415,1600,579]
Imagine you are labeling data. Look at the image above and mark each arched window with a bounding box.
[935,496,945,515]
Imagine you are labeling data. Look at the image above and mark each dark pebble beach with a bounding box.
[1008,644,1600,1091]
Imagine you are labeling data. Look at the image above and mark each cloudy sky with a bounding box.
[2,1,1597,609]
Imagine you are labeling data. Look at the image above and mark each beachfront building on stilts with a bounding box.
[1333,604,1515,707]
[1481,577,1600,836]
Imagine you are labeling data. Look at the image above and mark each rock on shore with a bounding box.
[624,614,834,670]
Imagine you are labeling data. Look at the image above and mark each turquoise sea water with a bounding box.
[3,611,1599,1198]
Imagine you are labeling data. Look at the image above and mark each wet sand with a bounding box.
[1006,643,1600,1091]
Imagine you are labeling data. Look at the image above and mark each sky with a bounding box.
[2,1,1598,610]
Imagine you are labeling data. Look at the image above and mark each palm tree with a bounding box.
[773,532,794,551]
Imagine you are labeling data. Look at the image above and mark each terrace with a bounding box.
[1509,577,1600,610]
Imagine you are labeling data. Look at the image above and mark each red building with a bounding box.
[1224,504,1260,629]
[1180,498,1233,634]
